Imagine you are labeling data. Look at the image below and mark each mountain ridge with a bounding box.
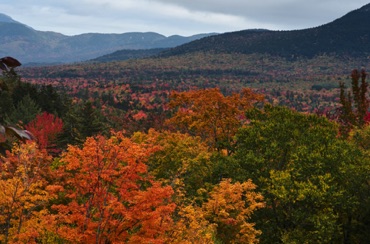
[0,14,216,64]
[159,3,370,59]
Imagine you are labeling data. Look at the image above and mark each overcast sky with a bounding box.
[1,1,369,36]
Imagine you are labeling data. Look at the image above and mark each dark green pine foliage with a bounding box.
[4,94,41,125]
[339,69,369,135]
[1,69,19,123]
[57,101,108,149]
[38,85,70,117]
[79,101,107,138]
[1,68,70,127]
[57,104,84,148]
[1,62,36,153]
[0,90,14,123]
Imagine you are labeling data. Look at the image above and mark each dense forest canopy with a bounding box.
[1,43,370,244]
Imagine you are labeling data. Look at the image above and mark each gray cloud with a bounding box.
[0,0,369,36]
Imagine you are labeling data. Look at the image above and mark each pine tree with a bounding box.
[79,101,107,138]
[4,95,41,126]
[339,69,368,136]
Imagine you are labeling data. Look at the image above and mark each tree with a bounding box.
[4,95,41,126]
[0,142,53,243]
[57,101,107,149]
[203,179,265,243]
[0,90,14,124]
[25,112,63,155]
[79,100,107,138]
[132,129,213,198]
[49,132,176,243]
[233,105,370,243]
[56,103,84,148]
[166,87,264,154]
[339,68,369,136]
[169,205,216,243]
[167,179,264,244]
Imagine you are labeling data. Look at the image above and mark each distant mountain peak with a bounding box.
[0,13,20,23]
[359,3,370,11]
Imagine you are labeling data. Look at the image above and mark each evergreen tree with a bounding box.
[4,95,41,126]
[57,101,108,149]
[57,104,84,149]
[79,101,107,138]
[0,91,14,123]
[38,85,70,117]
[339,69,369,135]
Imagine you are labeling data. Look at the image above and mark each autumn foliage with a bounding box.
[25,112,63,154]
[166,87,264,154]
[49,132,176,243]
[0,142,53,243]
[3,56,370,243]
[203,179,265,243]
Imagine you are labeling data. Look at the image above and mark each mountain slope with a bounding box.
[0,14,216,64]
[88,48,168,62]
[160,3,370,58]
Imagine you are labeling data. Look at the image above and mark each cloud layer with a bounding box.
[1,0,369,36]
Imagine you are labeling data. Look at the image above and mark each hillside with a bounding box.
[0,14,216,64]
[88,48,168,62]
[160,3,370,58]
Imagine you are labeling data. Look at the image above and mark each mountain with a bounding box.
[160,3,370,58]
[0,13,24,24]
[88,48,168,63]
[0,14,216,64]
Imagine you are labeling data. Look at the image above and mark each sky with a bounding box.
[1,1,370,37]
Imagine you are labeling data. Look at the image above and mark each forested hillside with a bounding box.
[160,3,370,58]
[1,49,370,244]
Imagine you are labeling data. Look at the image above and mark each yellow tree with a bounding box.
[166,88,264,154]
[168,204,217,244]
[0,142,53,243]
[203,179,265,243]
[167,179,264,244]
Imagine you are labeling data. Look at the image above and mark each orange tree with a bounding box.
[166,87,264,154]
[48,132,176,243]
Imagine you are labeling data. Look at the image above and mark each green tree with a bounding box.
[232,105,370,243]
[339,69,369,136]
[57,104,84,148]
[79,100,107,138]
[0,90,14,123]
[57,101,108,148]
[132,129,213,199]
[5,94,41,126]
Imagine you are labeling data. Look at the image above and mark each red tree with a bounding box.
[25,112,63,154]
